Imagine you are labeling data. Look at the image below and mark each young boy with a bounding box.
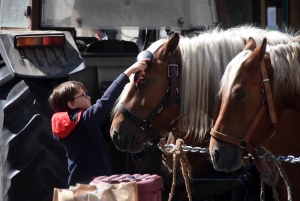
[49,59,149,186]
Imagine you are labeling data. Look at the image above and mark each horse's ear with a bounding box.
[246,38,267,70]
[243,37,256,51]
[257,38,267,61]
[163,33,179,58]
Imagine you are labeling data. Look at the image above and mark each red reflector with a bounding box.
[51,36,65,45]
[42,36,65,46]
[42,37,50,46]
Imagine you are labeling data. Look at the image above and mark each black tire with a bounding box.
[0,56,69,201]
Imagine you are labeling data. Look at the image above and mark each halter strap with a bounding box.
[118,91,181,141]
[210,59,278,173]
[118,50,181,142]
[211,102,266,154]
[168,53,179,106]
[260,60,278,124]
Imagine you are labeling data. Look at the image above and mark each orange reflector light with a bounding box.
[16,35,65,47]
[17,37,41,46]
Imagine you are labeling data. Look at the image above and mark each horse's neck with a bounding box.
[263,109,300,157]
[283,95,300,113]
[273,91,300,118]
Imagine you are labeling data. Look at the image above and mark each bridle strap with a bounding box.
[118,103,158,140]
[243,104,267,144]
[118,48,181,142]
[210,103,267,153]
[260,60,278,124]
[118,89,181,141]
[210,58,278,174]
[210,129,242,147]
[252,151,265,173]
[168,52,178,106]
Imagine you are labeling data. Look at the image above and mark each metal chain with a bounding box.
[254,154,300,163]
[144,142,209,153]
[160,144,209,153]
[143,142,300,163]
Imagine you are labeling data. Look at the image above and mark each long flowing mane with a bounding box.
[222,40,300,101]
[112,25,298,141]
[268,40,300,99]
[177,26,296,140]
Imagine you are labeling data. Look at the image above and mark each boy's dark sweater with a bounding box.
[51,74,129,186]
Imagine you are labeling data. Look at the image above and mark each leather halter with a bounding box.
[210,59,278,173]
[118,51,181,142]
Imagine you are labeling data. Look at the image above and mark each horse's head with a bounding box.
[209,38,279,172]
[110,33,182,153]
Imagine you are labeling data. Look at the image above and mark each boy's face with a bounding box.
[70,88,91,110]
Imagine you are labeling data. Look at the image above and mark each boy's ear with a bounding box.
[67,101,76,109]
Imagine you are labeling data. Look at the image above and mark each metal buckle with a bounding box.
[140,120,151,131]
[261,79,269,87]
[262,79,270,83]
[167,87,178,93]
[261,79,269,94]
[168,64,178,77]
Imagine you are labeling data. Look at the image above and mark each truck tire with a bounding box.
[0,56,69,201]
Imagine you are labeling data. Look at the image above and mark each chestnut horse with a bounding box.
[110,26,297,200]
[209,38,300,200]
[110,26,295,153]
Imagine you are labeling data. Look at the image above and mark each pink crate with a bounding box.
[90,174,164,201]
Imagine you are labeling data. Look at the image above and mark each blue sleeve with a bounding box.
[82,73,130,126]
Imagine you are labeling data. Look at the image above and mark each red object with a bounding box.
[52,110,83,138]
[134,70,142,83]
[90,174,164,201]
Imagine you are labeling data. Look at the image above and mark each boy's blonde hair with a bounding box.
[49,81,87,112]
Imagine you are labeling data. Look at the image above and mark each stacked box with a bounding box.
[90,174,164,201]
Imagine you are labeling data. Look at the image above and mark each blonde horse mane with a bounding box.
[268,41,300,99]
[221,40,300,103]
[112,25,298,141]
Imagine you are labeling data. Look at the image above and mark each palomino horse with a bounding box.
[209,38,300,200]
[110,26,295,152]
[110,26,297,200]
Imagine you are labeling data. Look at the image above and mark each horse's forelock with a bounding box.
[147,39,167,53]
[220,50,252,99]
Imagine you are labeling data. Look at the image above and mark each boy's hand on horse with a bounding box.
[124,58,150,77]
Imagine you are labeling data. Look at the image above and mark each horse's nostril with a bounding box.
[214,149,220,163]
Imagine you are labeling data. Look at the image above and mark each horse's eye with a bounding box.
[236,92,245,100]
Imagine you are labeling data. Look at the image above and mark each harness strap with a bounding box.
[118,92,181,141]
[252,151,265,173]
[118,39,181,142]
[260,60,278,124]
[168,53,178,106]
[243,104,267,143]
[210,58,279,174]
[210,129,242,146]
[210,129,265,174]
[118,104,157,140]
